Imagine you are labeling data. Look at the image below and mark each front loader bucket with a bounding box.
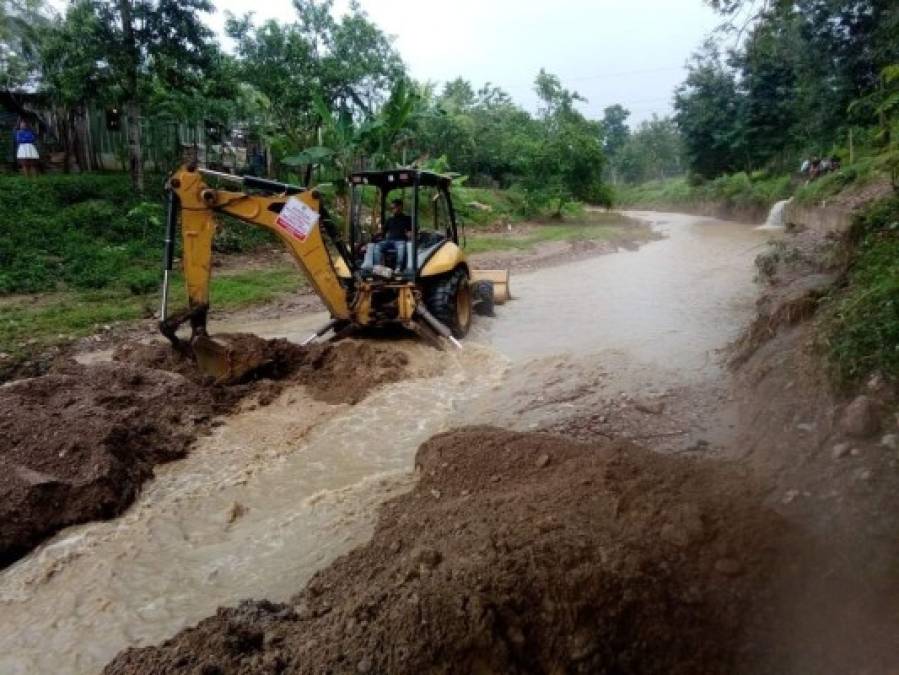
[192,334,273,384]
[470,269,511,304]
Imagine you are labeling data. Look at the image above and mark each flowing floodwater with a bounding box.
[1,211,773,674]
[757,198,792,230]
[482,211,773,381]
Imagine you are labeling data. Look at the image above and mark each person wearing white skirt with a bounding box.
[15,120,39,177]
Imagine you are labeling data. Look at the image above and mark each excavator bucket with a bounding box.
[191,334,272,384]
[470,269,512,304]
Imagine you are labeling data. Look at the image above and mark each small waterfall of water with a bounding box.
[759,198,792,229]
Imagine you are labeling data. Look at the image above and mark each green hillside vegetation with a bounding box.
[615,173,793,213]
[820,196,899,387]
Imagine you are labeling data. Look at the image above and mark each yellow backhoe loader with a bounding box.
[158,165,510,382]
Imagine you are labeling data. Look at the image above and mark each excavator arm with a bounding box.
[159,165,352,380]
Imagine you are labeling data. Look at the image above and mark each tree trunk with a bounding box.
[125,100,143,190]
[119,0,143,192]
[59,106,72,173]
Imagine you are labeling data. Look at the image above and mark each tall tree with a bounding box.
[615,116,685,184]
[674,40,746,178]
[529,69,608,213]
[601,104,631,158]
[732,12,800,170]
[600,104,631,184]
[47,0,216,191]
[226,0,403,168]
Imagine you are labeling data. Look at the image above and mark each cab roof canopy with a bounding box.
[349,169,452,191]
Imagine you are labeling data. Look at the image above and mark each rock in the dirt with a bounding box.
[880,434,898,451]
[535,453,551,468]
[831,442,850,460]
[413,547,442,569]
[634,399,665,415]
[227,501,248,524]
[840,395,880,438]
[14,465,60,486]
[782,489,800,504]
[356,656,373,673]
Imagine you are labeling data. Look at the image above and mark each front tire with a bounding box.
[425,267,472,338]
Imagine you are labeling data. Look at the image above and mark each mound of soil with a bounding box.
[106,427,784,675]
[0,361,236,568]
[1,337,416,567]
[114,336,412,405]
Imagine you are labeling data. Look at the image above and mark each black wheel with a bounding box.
[425,267,472,338]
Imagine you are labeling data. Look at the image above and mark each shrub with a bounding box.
[821,196,899,387]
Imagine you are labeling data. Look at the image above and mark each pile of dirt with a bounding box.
[0,360,236,568]
[114,336,412,405]
[106,427,784,675]
[1,336,417,567]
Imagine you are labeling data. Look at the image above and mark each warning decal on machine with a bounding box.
[276,196,320,242]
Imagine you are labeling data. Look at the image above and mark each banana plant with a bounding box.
[283,78,422,215]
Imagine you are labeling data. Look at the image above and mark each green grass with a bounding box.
[464,212,645,254]
[819,195,899,388]
[615,172,794,213]
[453,186,529,227]
[0,265,305,357]
[0,173,277,295]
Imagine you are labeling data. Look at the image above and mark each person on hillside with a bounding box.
[809,157,821,181]
[14,119,39,177]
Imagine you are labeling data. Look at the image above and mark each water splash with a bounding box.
[756,198,792,230]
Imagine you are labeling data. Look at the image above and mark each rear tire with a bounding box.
[425,267,472,338]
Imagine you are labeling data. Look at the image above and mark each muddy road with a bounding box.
[0,212,773,674]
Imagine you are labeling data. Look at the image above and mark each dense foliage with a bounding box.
[1,0,613,214]
[615,171,791,214]
[0,173,272,294]
[677,0,899,179]
[822,196,899,387]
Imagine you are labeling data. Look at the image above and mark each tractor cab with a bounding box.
[348,169,460,282]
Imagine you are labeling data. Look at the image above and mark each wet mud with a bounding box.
[106,427,784,675]
[115,335,414,405]
[1,337,416,567]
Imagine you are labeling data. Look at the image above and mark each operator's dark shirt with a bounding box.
[384,213,411,241]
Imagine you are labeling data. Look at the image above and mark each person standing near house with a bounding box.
[15,119,39,177]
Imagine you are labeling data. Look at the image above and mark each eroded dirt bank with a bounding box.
[0,338,415,567]
[106,427,784,675]
[723,221,899,673]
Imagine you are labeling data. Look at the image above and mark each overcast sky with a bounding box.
[207,0,721,126]
[49,0,721,126]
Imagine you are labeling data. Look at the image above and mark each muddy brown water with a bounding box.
[0,212,773,674]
